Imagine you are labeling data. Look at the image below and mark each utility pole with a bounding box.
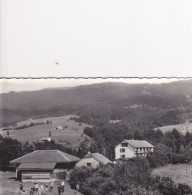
[186,160,188,176]
[170,148,172,164]
[185,150,188,176]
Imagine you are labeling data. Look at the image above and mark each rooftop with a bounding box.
[84,153,112,164]
[123,140,154,148]
[10,150,80,164]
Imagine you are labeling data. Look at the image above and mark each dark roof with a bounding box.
[123,140,154,148]
[10,150,79,164]
[17,162,56,170]
[84,153,112,164]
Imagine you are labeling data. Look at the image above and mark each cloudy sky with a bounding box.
[1,0,192,77]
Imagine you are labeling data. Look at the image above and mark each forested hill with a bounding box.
[1,79,192,126]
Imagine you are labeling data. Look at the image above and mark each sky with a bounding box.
[1,0,192,77]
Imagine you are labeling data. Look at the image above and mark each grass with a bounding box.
[152,163,192,188]
[0,115,91,147]
[0,171,81,195]
[154,123,192,134]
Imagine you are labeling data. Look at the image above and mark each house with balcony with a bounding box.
[115,140,154,160]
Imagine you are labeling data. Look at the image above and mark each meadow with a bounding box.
[152,163,192,188]
[154,123,192,134]
[0,115,91,147]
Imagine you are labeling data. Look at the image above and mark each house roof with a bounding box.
[10,150,80,164]
[84,153,112,164]
[17,162,56,170]
[123,140,154,148]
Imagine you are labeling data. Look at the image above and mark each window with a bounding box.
[120,155,125,158]
[120,148,125,153]
[121,143,128,147]
[87,163,92,167]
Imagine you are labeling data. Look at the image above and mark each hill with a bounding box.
[0,115,91,147]
[1,79,192,127]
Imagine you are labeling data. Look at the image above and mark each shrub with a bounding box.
[68,167,94,190]
[158,177,177,195]
[177,183,192,195]
[172,153,186,164]
[148,150,169,168]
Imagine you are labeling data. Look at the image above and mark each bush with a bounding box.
[172,153,186,164]
[158,177,177,195]
[148,150,169,168]
[84,127,95,137]
[177,183,192,195]
[68,167,94,190]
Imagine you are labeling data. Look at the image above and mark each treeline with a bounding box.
[69,158,192,195]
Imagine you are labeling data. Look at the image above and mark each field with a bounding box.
[154,123,192,135]
[0,115,92,147]
[0,171,81,195]
[152,163,192,188]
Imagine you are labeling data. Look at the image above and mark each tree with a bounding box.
[7,130,10,137]
[0,136,23,170]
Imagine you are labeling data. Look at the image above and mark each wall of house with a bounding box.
[17,170,52,181]
[115,143,135,160]
[75,158,100,169]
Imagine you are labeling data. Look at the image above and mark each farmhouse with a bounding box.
[10,150,79,181]
[115,140,154,160]
[76,152,112,169]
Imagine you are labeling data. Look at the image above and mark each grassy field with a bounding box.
[154,123,192,134]
[0,115,91,147]
[152,163,192,188]
[0,171,81,195]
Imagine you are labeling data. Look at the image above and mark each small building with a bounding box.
[41,137,52,142]
[76,152,112,169]
[115,140,154,160]
[10,150,79,181]
[55,125,63,130]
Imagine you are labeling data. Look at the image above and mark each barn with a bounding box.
[10,150,79,181]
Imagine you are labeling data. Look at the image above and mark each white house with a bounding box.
[115,140,154,160]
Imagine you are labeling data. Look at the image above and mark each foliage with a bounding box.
[68,167,94,190]
[177,183,192,195]
[0,135,23,170]
[158,176,177,195]
[69,157,192,195]
[147,144,169,168]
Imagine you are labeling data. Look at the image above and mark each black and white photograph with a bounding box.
[0,78,192,195]
[1,0,192,194]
